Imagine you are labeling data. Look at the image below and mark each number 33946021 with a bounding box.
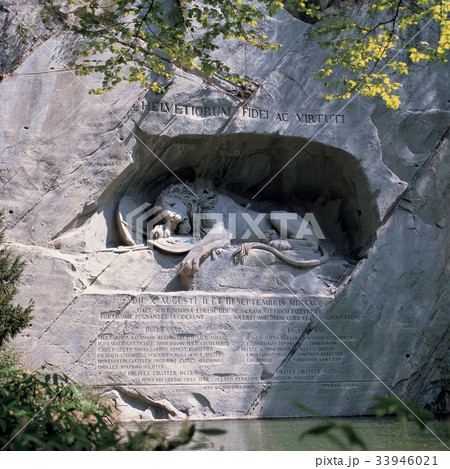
[376,456,438,466]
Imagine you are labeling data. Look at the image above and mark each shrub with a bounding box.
[0,211,33,345]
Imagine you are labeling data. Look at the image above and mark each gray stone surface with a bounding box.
[1,1,448,420]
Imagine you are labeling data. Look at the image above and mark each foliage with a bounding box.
[39,1,449,108]
[296,403,368,450]
[371,395,434,429]
[187,427,227,449]
[0,211,33,346]
[0,347,198,450]
[313,0,450,109]
[39,0,319,93]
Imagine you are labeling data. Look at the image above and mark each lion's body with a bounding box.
[150,183,326,279]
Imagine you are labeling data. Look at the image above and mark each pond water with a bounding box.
[130,417,449,451]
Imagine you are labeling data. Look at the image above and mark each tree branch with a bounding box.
[368,0,403,75]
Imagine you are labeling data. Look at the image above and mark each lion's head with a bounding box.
[154,183,217,235]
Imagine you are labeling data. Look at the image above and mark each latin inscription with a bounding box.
[96,293,362,388]
[242,332,351,364]
[133,100,346,124]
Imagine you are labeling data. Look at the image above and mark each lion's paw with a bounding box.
[149,224,171,239]
[269,239,292,251]
[263,230,279,243]
[179,255,201,277]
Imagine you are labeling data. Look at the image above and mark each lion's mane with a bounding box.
[155,183,217,218]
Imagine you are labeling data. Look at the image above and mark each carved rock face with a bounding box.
[2,3,448,422]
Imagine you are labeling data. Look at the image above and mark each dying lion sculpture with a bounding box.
[149,183,328,280]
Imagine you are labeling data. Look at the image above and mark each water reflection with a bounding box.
[126,417,449,451]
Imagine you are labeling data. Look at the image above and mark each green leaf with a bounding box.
[294,402,325,417]
[299,422,336,438]
[341,424,368,450]
[198,428,227,435]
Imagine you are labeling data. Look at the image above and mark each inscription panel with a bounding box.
[96,292,369,389]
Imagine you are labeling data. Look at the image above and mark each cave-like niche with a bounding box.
[120,132,378,257]
[109,132,379,294]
